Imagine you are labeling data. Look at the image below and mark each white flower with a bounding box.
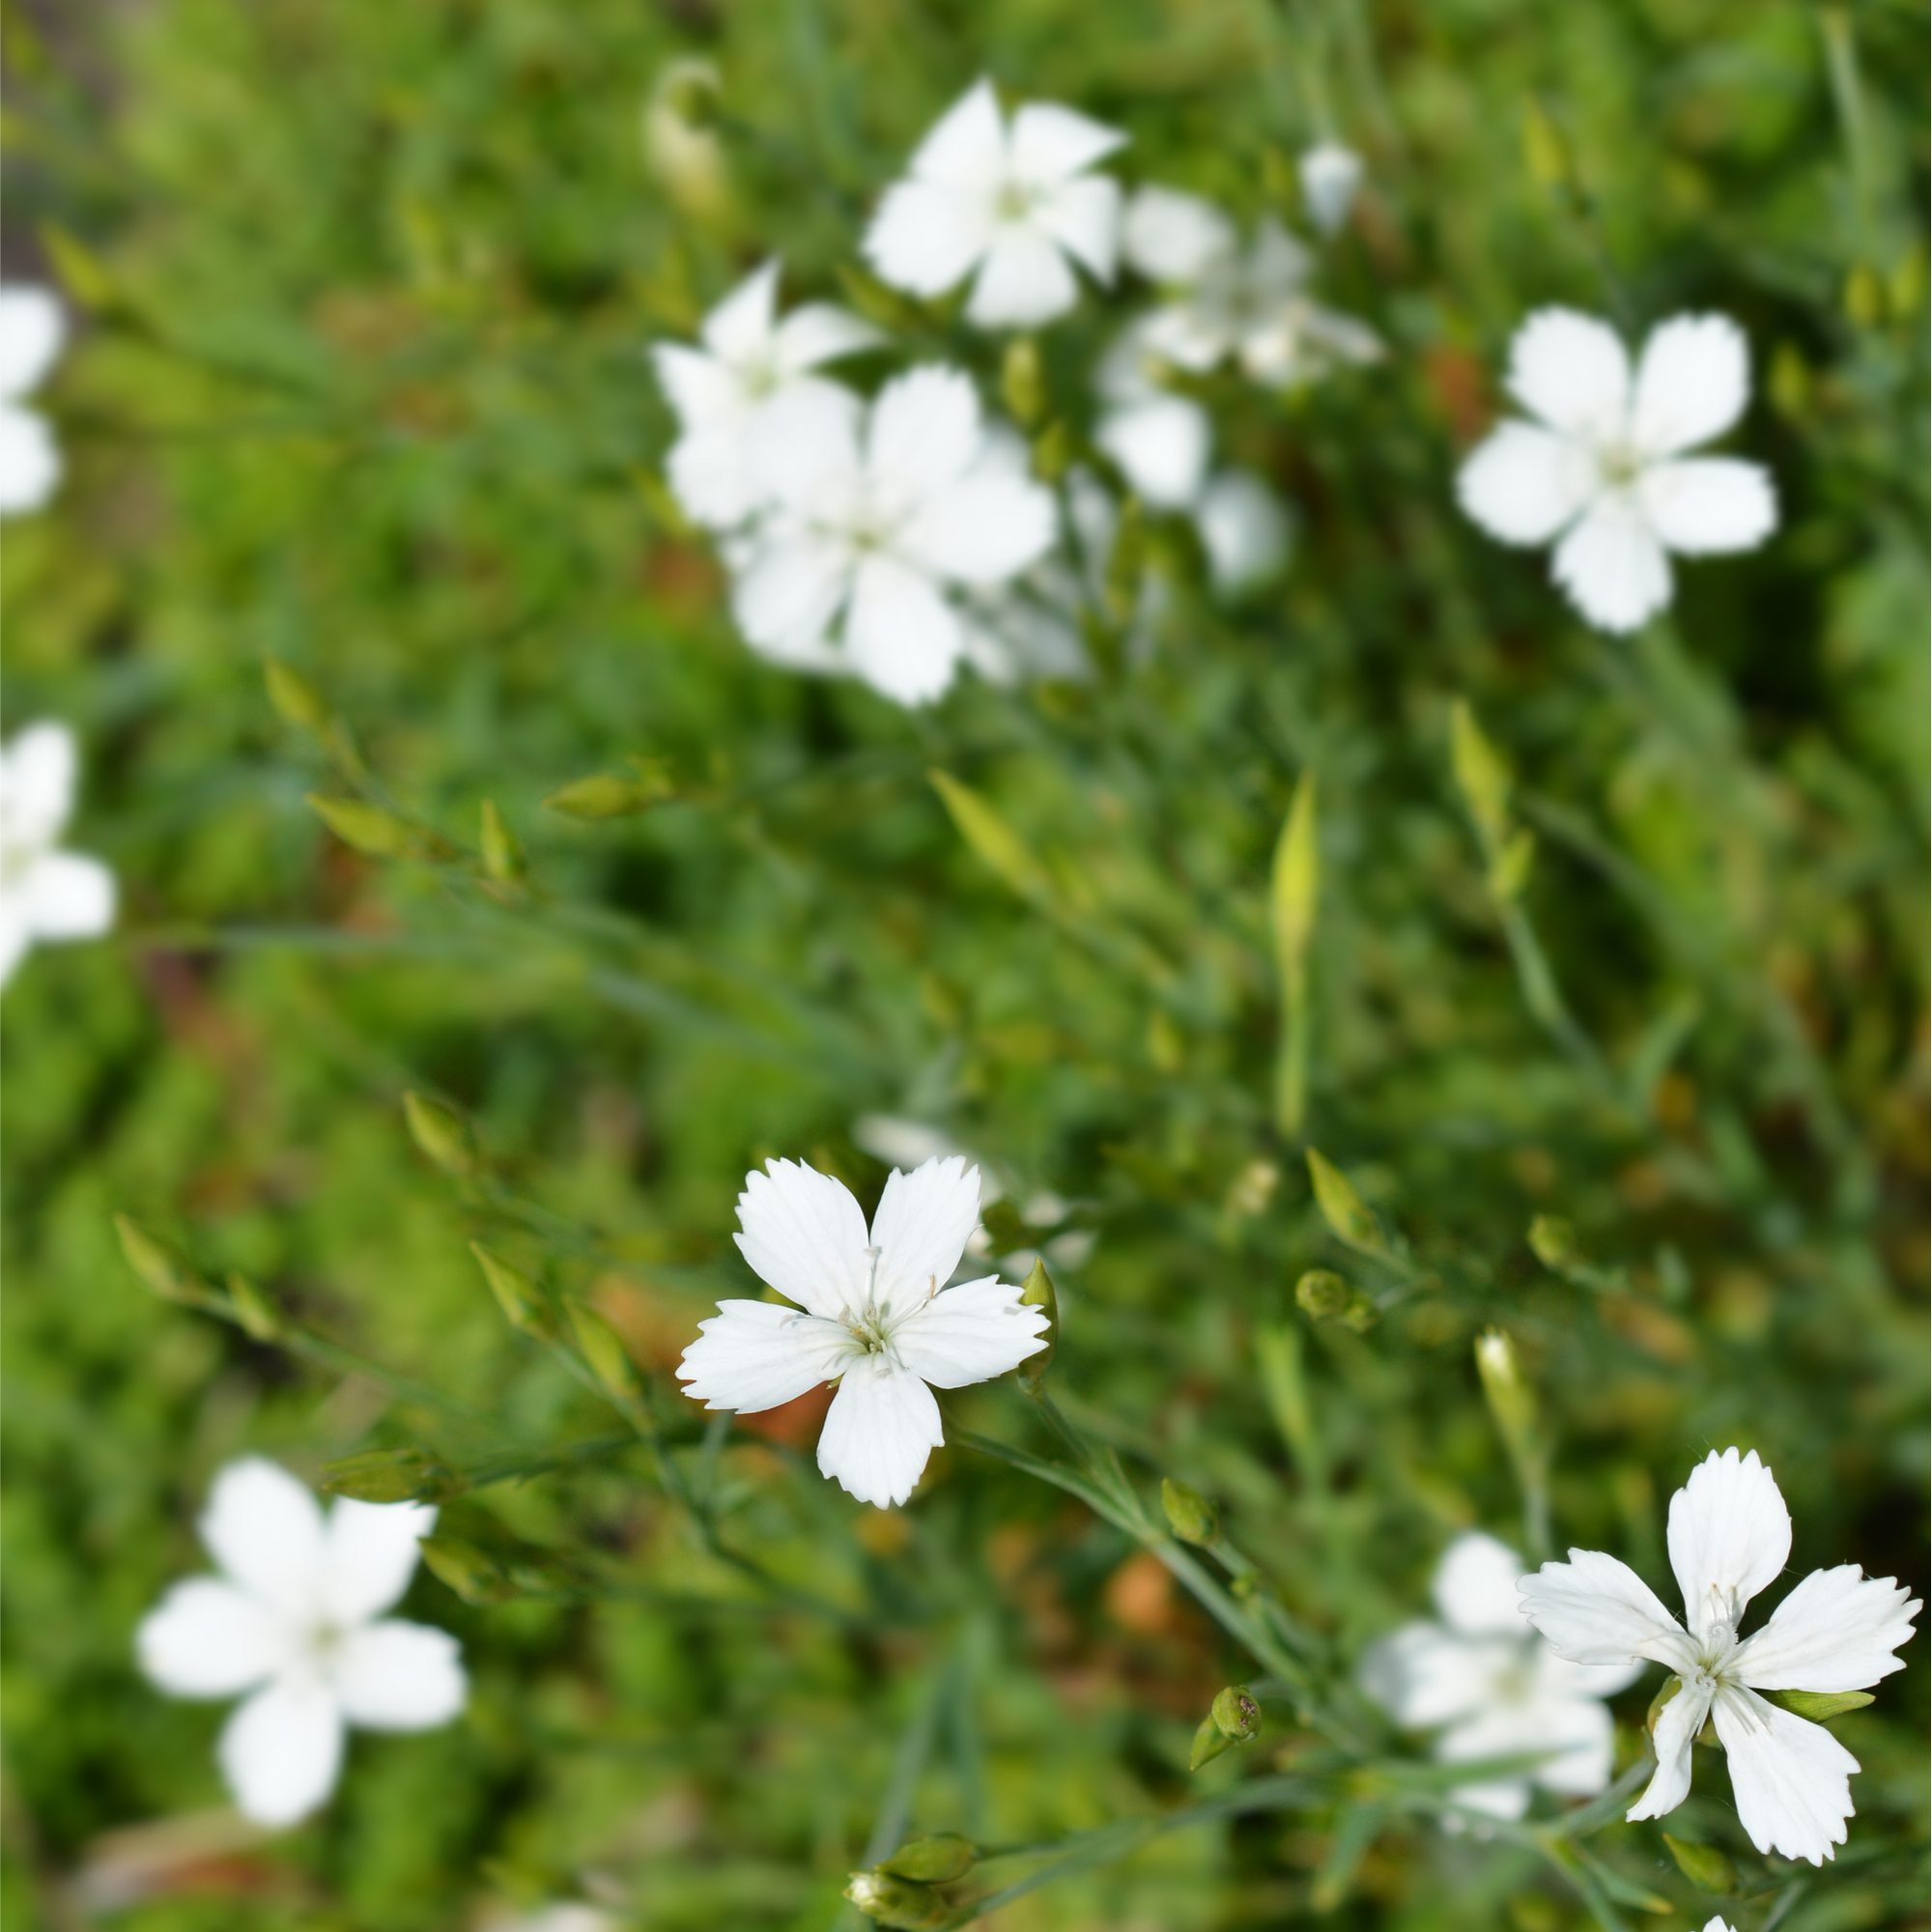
[1095,324,1212,511]
[1197,471,1290,595]
[1362,1530,1641,1821]
[728,365,1055,705]
[676,1155,1050,1509]
[1122,187,1380,385]
[1457,308,1777,634]
[137,1458,466,1827]
[1298,142,1364,236]
[1520,1447,1920,1866]
[652,261,878,529]
[0,284,66,516]
[865,78,1125,329]
[1,721,116,987]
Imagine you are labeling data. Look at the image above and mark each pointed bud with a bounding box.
[1487,826,1536,901]
[262,654,328,732]
[479,799,525,884]
[568,1299,642,1399]
[114,1214,210,1307]
[225,1273,280,1343]
[306,794,452,862]
[1662,1834,1737,1894]
[844,1871,954,1929]
[1520,96,1572,190]
[1304,1151,1385,1257]
[543,762,674,819]
[420,1535,515,1605]
[1030,418,1072,484]
[1210,1685,1261,1741]
[1017,1256,1057,1386]
[40,221,119,313]
[877,1835,979,1883]
[321,1447,464,1504]
[470,1242,554,1339]
[1526,1214,1578,1271]
[1160,1478,1218,1546]
[1448,699,1513,850]
[1293,1268,1350,1320]
[1474,1328,1538,1470]
[1189,1712,1234,1770]
[1000,336,1045,427]
[403,1091,480,1179]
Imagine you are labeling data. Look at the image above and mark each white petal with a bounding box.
[1433,1532,1530,1637]
[1438,1691,1616,1799]
[2,720,77,852]
[1444,1776,1532,1821]
[1009,100,1125,186]
[1552,502,1673,634]
[1631,313,1750,457]
[966,228,1079,328]
[1298,143,1363,236]
[0,916,26,986]
[731,530,851,659]
[1635,458,1776,555]
[332,1619,467,1730]
[321,1498,435,1626]
[0,405,61,516]
[1456,422,1595,546]
[843,553,964,706]
[676,1298,855,1411]
[889,1273,1049,1387]
[651,343,741,432]
[864,181,993,298]
[1713,1684,1858,1866]
[1625,1673,1712,1824]
[814,1360,945,1508]
[218,1676,344,1827]
[1247,220,1312,298]
[1197,470,1290,593]
[1733,1565,1920,1693]
[898,471,1055,585]
[1666,1447,1792,1637]
[731,1158,873,1320]
[137,1578,287,1698]
[200,1459,328,1621]
[1505,307,1632,442]
[1358,1622,1503,1728]
[1538,1647,1647,1701]
[773,302,881,377]
[908,79,1008,190]
[1122,186,1235,284]
[1519,1548,1692,1671]
[16,853,114,943]
[1032,175,1122,283]
[753,382,865,508]
[699,259,781,365]
[867,366,981,507]
[1096,397,1210,509]
[867,1155,981,1302]
[667,423,766,529]
[0,287,64,399]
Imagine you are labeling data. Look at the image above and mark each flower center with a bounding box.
[1596,441,1646,489]
[994,178,1039,223]
[838,1247,941,1367]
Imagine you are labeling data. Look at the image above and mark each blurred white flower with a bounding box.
[138,1458,465,1827]
[1362,1530,1642,1821]
[0,284,66,516]
[727,365,1054,704]
[1457,308,1777,634]
[1197,470,1290,594]
[1095,324,1212,511]
[1521,1447,1919,1866]
[677,1155,1049,1508]
[652,261,878,530]
[1123,187,1380,384]
[1,721,115,987]
[1298,142,1364,236]
[865,78,1124,328]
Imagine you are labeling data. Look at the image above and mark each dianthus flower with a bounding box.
[0,721,115,987]
[0,284,64,516]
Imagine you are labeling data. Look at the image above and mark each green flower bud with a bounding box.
[1161,1478,1218,1545]
[420,1536,514,1605]
[568,1299,642,1399]
[543,762,674,819]
[1293,1268,1350,1320]
[1210,1685,1261,1741]
[877,1834,978,1883]
[1000,337,1045,428]
[1017,1256,1057,1387]
[262,654,328,732]
[1526,1214,1578,1271]
[306,794,451,862]
[225,1273,281,1343]
[844,1870,954,1929]
[1662,1833,1737,1894]
[470,1242,554,1339]
[1304,1151,1384,1256]
[114,1214,209,1307]
[403,1091,480,1179]
[1188,1712,1234,1770]
[321,1447,464,1504]
[478,799,526,884]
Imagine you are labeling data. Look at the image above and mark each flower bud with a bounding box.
[1160,1478,1218,1546]
[1188,1712,1233,1770]
[262,654,328,732]
[114,1214,210,1307]
[543,763,674,819]
[1293,1268,1350,1320]
[877,1834,978,1883]
[568,1300,642,1400]
[1000,336,1045,428]
[1297,142,1363,236]
[1303,1151,1384,1256]
[479,799,526,884]
[470,1242,554,1339]
[403,1091,480,1179]
[225,1272,280,1343]
[1474,1328,1538,1467]
[1487,826,1536,902]
[420,1535,515,1605]
[1771,1688,1873,1721]
[1526,1214,1578,1271]
[1210,1684,1261,1741]
[1017,1256,1057,1387]
[844,1871,954,1929]
[306,794,451,862]
[321,1447,464,1504]
[1662,1833,1737,1894]
[1448,699,1513,851]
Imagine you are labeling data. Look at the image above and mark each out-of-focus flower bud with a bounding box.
[1001,336,1045,427]
[844,1870,955,1928]
[568,1299,642,1400]
[877,1834,979,1883]
[543,761,675,819]
[321,1447,464,1504]
[1662,1833,1737,1894]
[1294,1268,1350,1320]
[403,1091,480,1179]
[420,1536,515,1605]
[1210,1684,1261,1740]
[114,1214,208,1307]
[1526,1214,1578,1271]
[1298,142,1363,235]
[470,1242,554,1339]
[307,794,453,862]
[225,1273,281,1343]
[1304,1150,1384,1256]
[644,59,729,219]
[1161,1477,1218,1546]
[479,798,526,884]
[262,654,328,732]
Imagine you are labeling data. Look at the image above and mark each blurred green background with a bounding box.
[2,0,1925,1926]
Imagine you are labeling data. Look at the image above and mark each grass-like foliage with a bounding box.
[2,1,1925,1927]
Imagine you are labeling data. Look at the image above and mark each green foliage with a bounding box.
[3,0,1926,1927]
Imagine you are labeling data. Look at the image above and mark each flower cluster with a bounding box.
[1,720,115,986]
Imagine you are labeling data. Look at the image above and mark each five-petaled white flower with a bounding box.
[1520,1447,1919,1866]
[137,1457,467,1827]
[1457,307,1777,634]
[728,365,1055,705]
[1298,142,1364,237]
[677,1155,1051,1509]
[1,721,116,987]
[0,284,65,516]
[1122,187,1380,385]
[865,79,1125,329]
[651,260,878,530]
[1362,1530,1641,1821]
